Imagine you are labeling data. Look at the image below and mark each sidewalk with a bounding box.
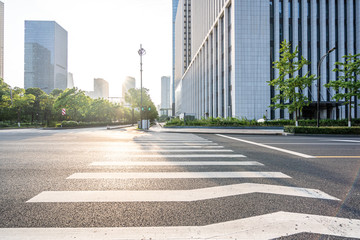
[149,124,284,135]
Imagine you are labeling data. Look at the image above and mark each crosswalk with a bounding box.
[3,133,359,239]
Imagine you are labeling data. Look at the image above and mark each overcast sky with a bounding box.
[3,0,172,105]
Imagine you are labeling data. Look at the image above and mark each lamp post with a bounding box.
[138,44,146,129]
[317,47,336,127]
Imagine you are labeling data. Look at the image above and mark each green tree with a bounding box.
[125,88,158,122]
[268,41,316,126]
[86,98,116,122]
[325,53,360,127]
[25,88,47,124]
[0,79,12,121]
[50,89,64,98]
[2,87,35,125]
[39,93,56,126]
[54,88,91,121]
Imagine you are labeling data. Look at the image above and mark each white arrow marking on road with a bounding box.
[27,183,338,203]
[2,212,357,239]
[117,154,246,158]
[90,161,264,166]
[66,172,290,180]
[217,134,315,158]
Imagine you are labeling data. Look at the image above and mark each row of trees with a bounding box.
[269,40,360,127]
[0,78,158,126]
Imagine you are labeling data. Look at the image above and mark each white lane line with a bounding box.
[111,149,234,153]
[118,154,246,158]
[217,134,315,159]
[262,143,360,145]
[66,172,290,180]
[132,143,220,146]
[90,161,264,166]
[1,212,358,239]
[130,146,225,149]
[331,140,360,143]
[133,141,213,143]
[27,183,338,203]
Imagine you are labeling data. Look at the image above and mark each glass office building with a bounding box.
[175,0,360,120]
[24,21,68,94]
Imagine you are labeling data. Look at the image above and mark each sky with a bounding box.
[3,0,172,106]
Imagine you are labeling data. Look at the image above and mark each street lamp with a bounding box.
[138,44,146,129]
[317,47,336,127]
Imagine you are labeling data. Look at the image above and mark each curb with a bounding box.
[150,130,283,136]
[106,125,133,130]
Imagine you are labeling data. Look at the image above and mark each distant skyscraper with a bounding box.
[24,21,68,94]
[161,76,171,116]
[93,78,109,99]
[0,1,4,79]
[122,76,136,99]
[67,72,74,89]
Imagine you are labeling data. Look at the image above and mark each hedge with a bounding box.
[284,126,360,135]
[165,118,360,127]
[60,121,132,128]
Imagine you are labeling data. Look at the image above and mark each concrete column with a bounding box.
[320,0,326,107]
[347,1,355,118]
[209,35,213,118]
[292,0,298,54]
[283,0,289,42]
[311,0,317,102]
[217,23,223,118]
[213,30,217,118]
[274,0,280,119]
[338,0,345,119]
[200,50,204,118]
[301,0,309,100]
[329,0,336,119]
[205,41,209,118]
[223,6,229,118]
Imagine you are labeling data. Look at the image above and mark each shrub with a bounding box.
[61,121,79,127]
[165,117,360,127]
[284,126,360,135]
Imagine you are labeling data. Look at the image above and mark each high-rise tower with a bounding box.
[175,0,360,120]
[24,21,68,94]
[161,76,171,116]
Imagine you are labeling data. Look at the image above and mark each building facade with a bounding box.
[161,76,171,116]
[122,76,136,99]
[122,76,136,107]
[24,21,68,94]
[175,0,360,120]
[93,78,109,99]
[67,72,74,89]
[0,1,4,79]
[172,0,179,115]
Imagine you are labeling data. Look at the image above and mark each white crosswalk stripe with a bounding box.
[27,183,338,203]
[90,161,264,166]
[66,172,291,179]
[1,212,359,239]
[109,149,234,152]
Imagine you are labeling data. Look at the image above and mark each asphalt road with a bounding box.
[0,127,359,239]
